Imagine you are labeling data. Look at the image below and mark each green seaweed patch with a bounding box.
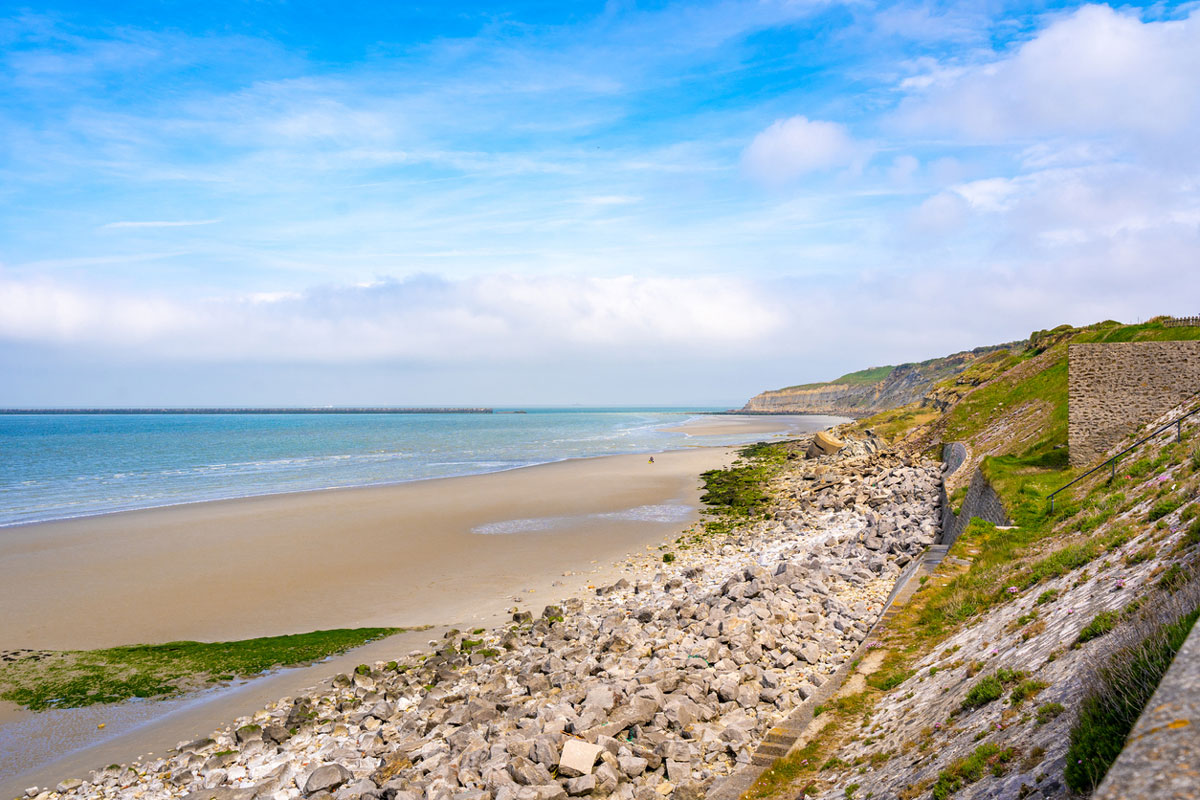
[0,627,403,711]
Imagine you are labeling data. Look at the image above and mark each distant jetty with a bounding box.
[0,407,494,415]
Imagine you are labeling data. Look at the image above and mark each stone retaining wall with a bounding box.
[1068,341,1200,466]
[939,468,1009,546]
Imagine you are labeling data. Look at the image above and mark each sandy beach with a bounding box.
[1,448,727,651]
[0,414,839,652]
[0,413,842,793]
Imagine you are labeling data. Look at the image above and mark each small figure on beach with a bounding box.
[648,456,655,464]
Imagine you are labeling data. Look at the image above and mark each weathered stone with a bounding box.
[565,775,596,797]
[305,764,353,795]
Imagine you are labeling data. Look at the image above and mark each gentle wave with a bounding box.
[0,410,828,527]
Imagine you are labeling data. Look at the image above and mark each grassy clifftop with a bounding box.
[848,318,1200,522]
[742,346,1018,417]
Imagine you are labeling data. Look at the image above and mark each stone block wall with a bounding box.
[1068,342,1200,467]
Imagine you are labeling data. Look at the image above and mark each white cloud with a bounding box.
[895,5,1200,146]
[742,116,863,183]
[0,274,783,362]
[910,190,969,236]
[887,154,919,185]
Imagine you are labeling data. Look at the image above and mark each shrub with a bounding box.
[1077,611,1119,644]
[1010,679,1049,706]
[662,552,676,563]
[995,667,1026,684]
[1036,702,1065,725]
[1037,589,1059,605]
[961,675,1003,710]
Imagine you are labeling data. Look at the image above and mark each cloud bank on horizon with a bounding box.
[1,1,1198,405]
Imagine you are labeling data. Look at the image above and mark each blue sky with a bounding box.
[2,1,1199,405]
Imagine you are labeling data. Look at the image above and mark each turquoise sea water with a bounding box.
[0,409,819,528]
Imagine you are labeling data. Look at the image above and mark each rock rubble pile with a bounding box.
[40,438,941,800]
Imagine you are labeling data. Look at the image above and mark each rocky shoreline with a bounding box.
[30,436,942,800]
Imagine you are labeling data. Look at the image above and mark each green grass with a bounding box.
[961,669,1024,711]
[1077,611,1119,644]
[744,734,827,799]
[944,345,1068,453]
[779,365,895,392]
[0,628,402,711]
[1147,497,1184,522]
[1065,608,1200,793]
[832,365,897,385]
[931,743,1017,800]
[1019,542,1100,588]
[912,519,1073,640]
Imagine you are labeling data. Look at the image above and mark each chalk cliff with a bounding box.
[743,346,1014,416]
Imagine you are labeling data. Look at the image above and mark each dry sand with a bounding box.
[0,447,743,652]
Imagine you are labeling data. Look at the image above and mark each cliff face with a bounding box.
[743,347,1010,416]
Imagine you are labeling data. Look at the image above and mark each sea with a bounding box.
[0,409,822,528]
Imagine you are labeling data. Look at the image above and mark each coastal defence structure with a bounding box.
[1068,341,1200,466]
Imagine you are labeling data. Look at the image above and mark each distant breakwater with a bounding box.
[0,407,494,415]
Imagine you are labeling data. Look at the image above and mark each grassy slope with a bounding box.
[0,628,411,710]
[850,319,1200,525]
[744,318,1200,800]
[779,365,896,392]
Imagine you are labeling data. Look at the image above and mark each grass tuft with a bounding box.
[931,743,1017,800]
[1064,591,1200,793]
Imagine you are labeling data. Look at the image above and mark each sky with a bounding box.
[1,0,1199,406]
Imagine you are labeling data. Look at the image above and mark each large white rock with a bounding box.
[558,739,604,777]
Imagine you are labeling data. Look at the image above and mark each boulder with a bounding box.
[559,740,603,777]
[304,764,353,796]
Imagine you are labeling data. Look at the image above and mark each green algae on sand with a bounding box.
[0,627,405,711]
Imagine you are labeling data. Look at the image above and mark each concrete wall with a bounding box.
[940,467,1010,546]
[942,442,967,477]
[1068,342,1200,467]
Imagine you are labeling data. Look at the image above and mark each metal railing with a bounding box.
[1049,399,1200,512]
